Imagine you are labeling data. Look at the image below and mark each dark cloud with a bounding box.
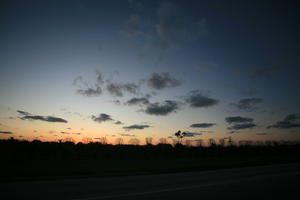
[228,123,256,130]
[61,131,70,134]
[123,124,150,131]
[231,98,263,111]
[73,74,103,97]
[190,123,216,128]
[127,97,150,105]
[92,113,113,123]
[284,114,300,122]
[0,131,13,134]
[185,90,219,108]
[147,72,181,90]
[225,116,256,130]
[267,114,300,129]
[114,121,123,125]
[183,132,202,137]
[106,82,139,97]
[18,110,67,123]
[144,100,179,116]
[225,116,254,124]
[17,110,31,115]
[77,86,102,97]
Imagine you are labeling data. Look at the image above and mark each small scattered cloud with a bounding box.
[183,132,202,137]
[0,131,13,134]
[231,98,263,111]
[18,110,68,123]
[190,123,216,128]
[147,72,181,90]
[106,82,140,97]
[144,100,179,116]
[77,86,102,97]
[127,97,150,106]
[227,123,256,130]
[225,116,256,130]
[123,124,150,131]
[114,121,123,125]
[74,73,103,97]
[225,116,254,124]
[184,90,219,108]
[267,114,300,129]
[61,131,70,134]
[91,113,113,123]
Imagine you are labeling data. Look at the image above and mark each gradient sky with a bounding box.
[0,0,299,144]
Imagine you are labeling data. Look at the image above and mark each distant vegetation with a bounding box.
[1,136,300,181]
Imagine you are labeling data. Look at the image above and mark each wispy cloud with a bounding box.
[18,110,67,123]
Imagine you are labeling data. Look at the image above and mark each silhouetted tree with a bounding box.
[145,137,153,145]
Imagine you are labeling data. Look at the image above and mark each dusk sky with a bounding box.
[0,0,299,144]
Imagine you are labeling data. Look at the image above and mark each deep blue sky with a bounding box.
[0,0,299,143]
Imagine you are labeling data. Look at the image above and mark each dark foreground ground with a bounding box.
[1,163,299,200]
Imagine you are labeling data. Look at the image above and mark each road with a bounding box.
[1,163,299,200]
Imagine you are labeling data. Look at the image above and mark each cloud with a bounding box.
[228,123,256,130]
[92,113,113,123]
[147,72,181,90]
[114,121,123,125]
[17,110,31,115]
[127,97,150,105]
[61,131,70,134]
[231,98,263,111]
[123,124,150,131]
[106,82,139,97]
[267,114,300,129]
[225,116,256,130]
[144,100,179,116]
[225,116,254,124]
[18,110,67,123]
[184,90,219,108]
[77,86,102,97]
[190,123,216,128]
[0,131,13,134]
[73,74,103,97]
[183,132,202,137]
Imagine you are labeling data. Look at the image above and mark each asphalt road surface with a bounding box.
[1,163,300,200]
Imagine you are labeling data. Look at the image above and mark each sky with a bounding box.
[0,0,299,144]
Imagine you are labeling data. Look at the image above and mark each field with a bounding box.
[1,138,300,181]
